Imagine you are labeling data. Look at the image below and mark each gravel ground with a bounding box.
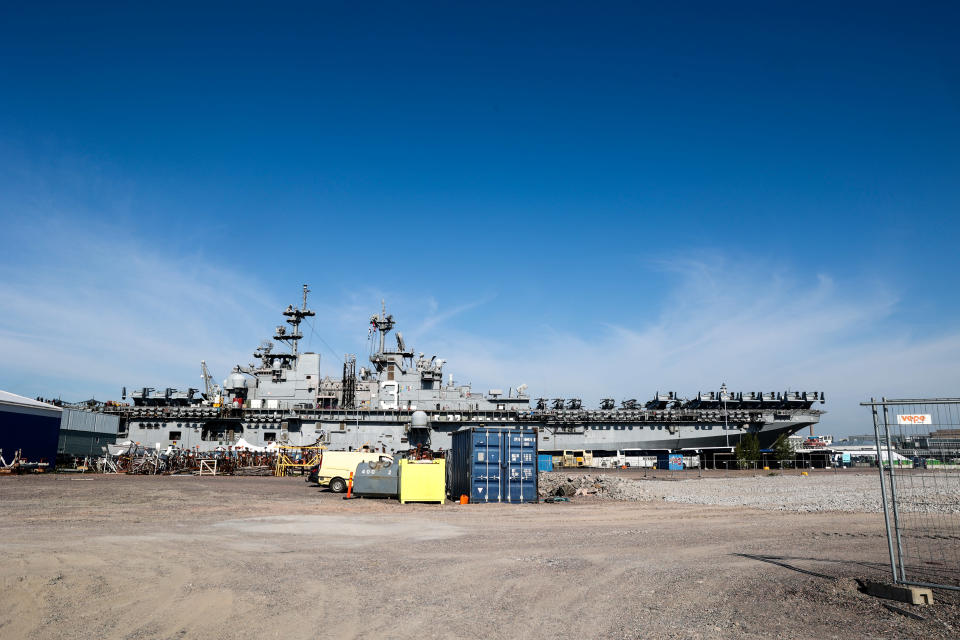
[1,474,958,640]
[539,471,960,513]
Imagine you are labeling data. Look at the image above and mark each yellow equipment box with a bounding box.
[398,459,446,504]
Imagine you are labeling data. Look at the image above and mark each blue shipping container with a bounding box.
[537,454,553,472]
[449,428,538,503]
[657,453,684,470]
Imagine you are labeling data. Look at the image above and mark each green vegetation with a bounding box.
[773,433,795,463]
[734,432,761,469]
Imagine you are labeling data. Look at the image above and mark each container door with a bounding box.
[502,431,537,503]
[471,430,502,502]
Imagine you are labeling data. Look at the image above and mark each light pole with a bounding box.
[722,383,729,449]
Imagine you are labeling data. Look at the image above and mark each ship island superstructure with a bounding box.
[107,286,824,454]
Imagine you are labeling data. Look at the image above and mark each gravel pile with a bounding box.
[538,472,960,513]
[539,473,650,501]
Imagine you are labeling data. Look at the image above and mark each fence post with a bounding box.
[881,399,908,584]
[871,399,899,584]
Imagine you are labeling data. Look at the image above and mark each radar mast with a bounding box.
[370,299,395,356]
[277,284,315,357]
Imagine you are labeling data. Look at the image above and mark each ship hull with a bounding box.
[114,408,818,454]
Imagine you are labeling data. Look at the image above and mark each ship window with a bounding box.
[263,432,277,442]
[388,365,395,381]
[169,431,182,441]
[306,375,312,379]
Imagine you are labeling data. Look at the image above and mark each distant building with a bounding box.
[0,389,120,465]
[0,390,61,464]
[897,430,960,461]
[836,430,960,462]
[57,408,120,458]
[790,434,833,448]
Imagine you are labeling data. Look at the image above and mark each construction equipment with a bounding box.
[561,449,593,468]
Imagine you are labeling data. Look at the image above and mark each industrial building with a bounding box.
[57,408,121,459]
[0,390,120,466]
[0,390,62,464]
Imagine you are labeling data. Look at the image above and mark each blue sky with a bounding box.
[1,2,959,434]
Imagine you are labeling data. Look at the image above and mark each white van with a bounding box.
[308,451,391,493]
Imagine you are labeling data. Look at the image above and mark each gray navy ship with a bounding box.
[106,286,824,455]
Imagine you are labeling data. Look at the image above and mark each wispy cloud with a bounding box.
[0,219,282,399]
[416,256,959,435]
[412,295,495,335]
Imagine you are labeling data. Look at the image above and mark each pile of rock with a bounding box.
[538,473,649,501]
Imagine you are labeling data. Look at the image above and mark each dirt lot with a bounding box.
[1,474,957,639]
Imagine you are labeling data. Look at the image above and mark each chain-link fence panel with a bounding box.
[863,398,960,591]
